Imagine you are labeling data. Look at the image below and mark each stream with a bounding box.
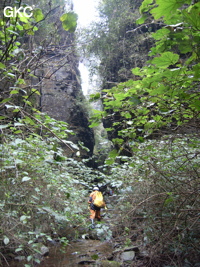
[38,239,113,267]
[36,195,143,267]
[8,195,146,267]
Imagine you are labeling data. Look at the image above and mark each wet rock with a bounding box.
[113,246,139,262]
[98,260,121,267]
[40,245,49,257]
[88,230,99,240]
[88,224,112,241]
[81,233,89,239]
[120,250,135,261]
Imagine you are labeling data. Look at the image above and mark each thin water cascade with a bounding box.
[78,58,112,159]
[73,0,112,159]
[73,0,100,93]
[78,62,89,96]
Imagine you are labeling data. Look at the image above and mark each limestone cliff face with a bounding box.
[35,42,94,157]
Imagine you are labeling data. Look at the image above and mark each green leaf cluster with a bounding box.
[60,12,78,32]
[89,0,200,158]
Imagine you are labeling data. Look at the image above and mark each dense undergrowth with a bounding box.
[108,134,200,266]
[0,116,118,266]
[84,0,200,263]
[1,129,199,266]
[0,131,86,265]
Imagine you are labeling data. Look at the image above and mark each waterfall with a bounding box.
[78,62,89,96]
[73,0,100,98]
[73,0,113,160]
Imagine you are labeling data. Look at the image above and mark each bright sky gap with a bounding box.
[72,0,99,95]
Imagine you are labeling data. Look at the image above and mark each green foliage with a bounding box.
[0,1,86,264]
[86,2,200,262]
[103,134,200,265]
[89,92,101,102]
[151,51,179,68]
[60,12,78,32]
[33,8,44,22]
[91,254,99,260]
[89,0,200,158]
[0,6,68,132]
[0,132,105,264]
[150,0,191,23]
[0,0,79,137]
[89,109,107,128]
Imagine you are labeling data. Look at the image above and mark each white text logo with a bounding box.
[4,6,33,18]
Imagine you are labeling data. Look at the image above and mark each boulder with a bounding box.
[40,245,49,257]
[98,260,121,267]
[120,250,135,261]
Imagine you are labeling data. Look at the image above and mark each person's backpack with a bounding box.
[93,191,105,208]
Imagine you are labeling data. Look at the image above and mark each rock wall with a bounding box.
[34,42,94,158]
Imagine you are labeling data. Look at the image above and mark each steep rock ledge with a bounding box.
[34,43,94,157]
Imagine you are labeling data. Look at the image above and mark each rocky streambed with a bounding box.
[37,197,148,267]
[9,196,148,267]
[38,236,143,267]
